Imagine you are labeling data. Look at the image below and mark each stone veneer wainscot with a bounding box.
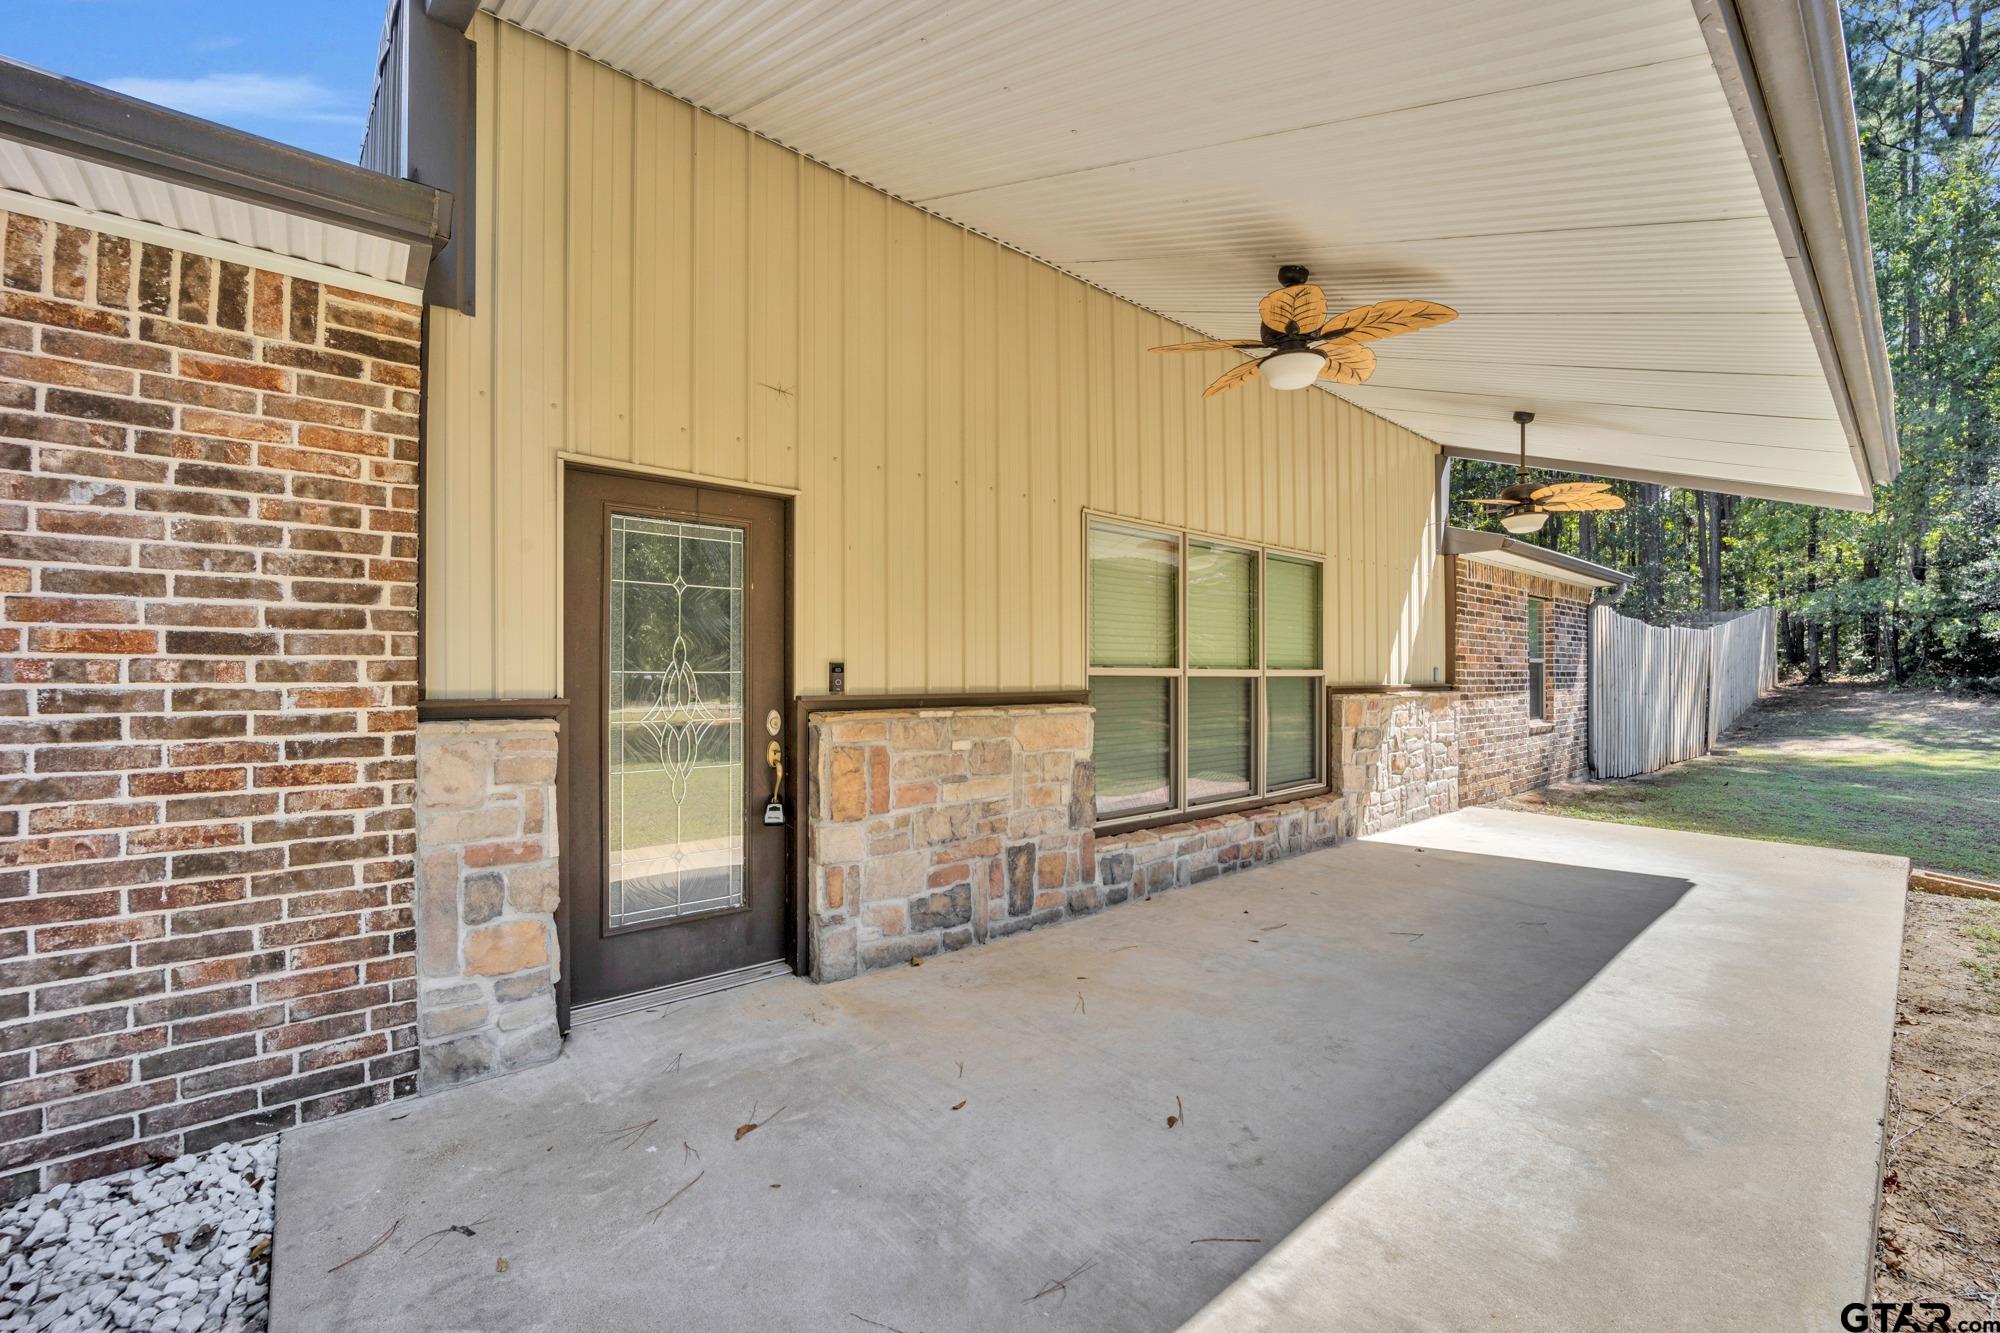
[412,721,562,1089]
[1095,794,1351,902]
[1335,689,1463,836]
[806,706,1095,979]
[807,693,1468,980]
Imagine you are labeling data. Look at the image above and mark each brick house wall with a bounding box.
[1453,557,1592,804]
[0,208,421,1197]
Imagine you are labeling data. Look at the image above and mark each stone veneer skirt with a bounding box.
[412,720,563,1090]
[804,694,1462,981]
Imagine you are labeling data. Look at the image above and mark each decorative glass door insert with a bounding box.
[606,513,745,928]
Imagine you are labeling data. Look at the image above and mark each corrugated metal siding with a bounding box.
[425,17,1445,698]
[359,2,405,176]
[478,0,1865,505]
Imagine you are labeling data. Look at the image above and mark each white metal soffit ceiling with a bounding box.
[0,139,418,288]
[486,0,1892,509]
[0,137,422,288]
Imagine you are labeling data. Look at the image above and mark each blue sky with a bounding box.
[2,1,389,162]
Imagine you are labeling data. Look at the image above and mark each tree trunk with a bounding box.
[1887,569,1905,686]
[1907,65,1924,362]
[1724,494,1746,606]
[1698,490,1723,612]
[1578,510,1597,564]
[1955,5,1984,138]
[1635,482,1665,622]
[1805,509,1824,684]
[1861,545,1882,669]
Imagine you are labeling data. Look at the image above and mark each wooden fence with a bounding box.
[1703,607,1778,747]
[1589,605,1777,779]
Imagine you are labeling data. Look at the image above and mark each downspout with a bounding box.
[1435,453,1455,687]
[1586,591,1597,779]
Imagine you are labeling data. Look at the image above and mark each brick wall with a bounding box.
[0,209,421,1197]
[1453,557,1591,804]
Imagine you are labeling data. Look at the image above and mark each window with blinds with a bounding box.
[1527,597,1548,722]
[1087,517,1325,826]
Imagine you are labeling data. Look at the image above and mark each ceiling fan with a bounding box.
[1150,265,1457,398]
[1467,411,1625,535]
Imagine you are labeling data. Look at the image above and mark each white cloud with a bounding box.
[103,73,361,125]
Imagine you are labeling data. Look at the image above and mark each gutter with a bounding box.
[0,57,452,287]
[1442,526,1633,591]
[1692,0,1900,497]
[1434,443,1875,512]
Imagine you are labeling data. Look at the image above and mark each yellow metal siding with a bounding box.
[425,16,1445,698]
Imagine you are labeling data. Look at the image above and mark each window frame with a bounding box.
[1085,513,1327,832]
[1526,596,1549,722]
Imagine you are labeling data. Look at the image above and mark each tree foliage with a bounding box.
[1450,0,2000,685]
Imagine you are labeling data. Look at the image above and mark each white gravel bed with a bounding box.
[0,1139,275,1333]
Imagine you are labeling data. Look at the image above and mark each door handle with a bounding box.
[763,741,786,827]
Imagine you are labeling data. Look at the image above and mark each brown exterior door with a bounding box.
[563,467,791,1012]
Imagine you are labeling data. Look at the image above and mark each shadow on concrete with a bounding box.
[273,839,1692,1333]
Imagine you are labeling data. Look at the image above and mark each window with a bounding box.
[1526,597,1548,721]
[1088,517,1325,824]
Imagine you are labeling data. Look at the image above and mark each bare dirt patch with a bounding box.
[1876,891,2000,1312]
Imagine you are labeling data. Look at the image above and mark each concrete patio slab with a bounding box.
[270,810,1904,1332]
[1189,808,1907,1332]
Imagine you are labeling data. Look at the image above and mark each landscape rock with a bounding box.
[0,1139,275,1332]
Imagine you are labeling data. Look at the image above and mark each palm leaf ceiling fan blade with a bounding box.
[1150,338,1264,352]
[1203,359,1262,398]
[1258,283,1327,336]
[1537,493,1626,512]
[1530,480,1613,500]
[1149,267,1452,399]
[1316,298,1458,344]
[1317,343,1376,384]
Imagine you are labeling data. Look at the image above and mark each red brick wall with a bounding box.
[1453,557,1592,804]
[0,209,420,1197]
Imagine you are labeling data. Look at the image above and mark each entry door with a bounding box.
[563,468,790,1010]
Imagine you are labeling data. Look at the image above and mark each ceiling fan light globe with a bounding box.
[1260,350,1325,390]
[1499,509,1550,535]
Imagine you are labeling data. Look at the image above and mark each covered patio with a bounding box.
[270,809,1904,1330]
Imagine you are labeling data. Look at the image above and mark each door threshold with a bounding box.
[569,959,793,1027]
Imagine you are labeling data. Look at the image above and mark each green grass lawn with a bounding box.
[610,762,739,852]
[1504,684,2000,880]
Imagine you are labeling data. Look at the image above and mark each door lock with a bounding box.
[763,740,786,826]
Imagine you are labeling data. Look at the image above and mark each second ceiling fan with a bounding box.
[1151,265,1457,398]
[1467,411,1626,535]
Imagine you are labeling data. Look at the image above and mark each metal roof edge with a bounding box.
[1443,526,1634,589]
[0,57,452,260]
[1693,0,1899,496]
[1437,443,1873,512]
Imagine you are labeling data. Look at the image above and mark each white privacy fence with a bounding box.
[1701,607,1779,746]
[1589,605,1777,779]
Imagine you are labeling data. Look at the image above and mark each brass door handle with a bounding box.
[766,740,784,795]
